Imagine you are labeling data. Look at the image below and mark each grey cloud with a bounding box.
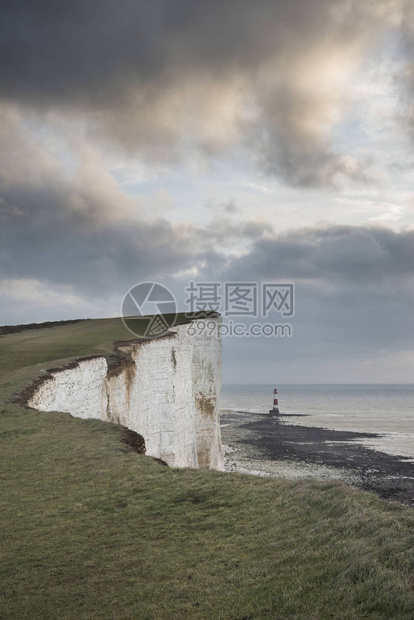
[2,131,413,304]
[1,1,413,381]
[0,115,269,296]
[1,155,413,377]
[0,181,222,296]
[0,140,263,297]
[217,224,414,369]
[394,2,414,143]
[208,200,240,215]
[223,225,414,283]
[0,1,345,105]
[258,133,377,188]
[0,0,403,186]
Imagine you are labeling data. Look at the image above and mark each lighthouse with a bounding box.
[269,387,280,415]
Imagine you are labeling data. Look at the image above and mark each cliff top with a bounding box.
[0,312,220,379]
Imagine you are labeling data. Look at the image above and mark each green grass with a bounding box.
[1,318,414,619]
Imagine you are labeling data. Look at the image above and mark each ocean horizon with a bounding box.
[220,383,414,459]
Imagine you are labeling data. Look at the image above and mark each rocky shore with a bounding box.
[220,410,414,507]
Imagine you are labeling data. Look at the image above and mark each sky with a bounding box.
[1,0,414,383]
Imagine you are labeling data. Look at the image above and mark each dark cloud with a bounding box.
[1,140,413,380]
[218,225,414,376]
[0,0,404,186]
[0,180,223,296]
[207,222,414,382]
[0,1,348,105]
[2,157,413,363]
[223,225,414,283]
[1,1,413,382]
[400,3,414,141]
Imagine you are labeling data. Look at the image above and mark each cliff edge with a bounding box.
[27,316,223,470]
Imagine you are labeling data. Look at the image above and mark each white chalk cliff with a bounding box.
[28,318,223,470]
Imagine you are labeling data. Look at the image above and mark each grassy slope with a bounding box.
[1,318,414,619]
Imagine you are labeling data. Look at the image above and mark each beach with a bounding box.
[220,409,414,506]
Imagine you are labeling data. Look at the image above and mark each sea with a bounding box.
[220,384,414,460]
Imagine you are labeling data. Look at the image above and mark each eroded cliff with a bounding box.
[27,318,223,470]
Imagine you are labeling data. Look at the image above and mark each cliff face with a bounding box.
[28,318,223,470]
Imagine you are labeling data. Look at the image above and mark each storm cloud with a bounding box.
[219,225,414,383]
[223,225,414,283]
[1,1,413,382]
[0,0,409,186]
[2,150,414,378]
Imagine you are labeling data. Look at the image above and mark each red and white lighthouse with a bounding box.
[269,387,280,415]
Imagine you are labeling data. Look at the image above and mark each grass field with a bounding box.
[1,318,414,619]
